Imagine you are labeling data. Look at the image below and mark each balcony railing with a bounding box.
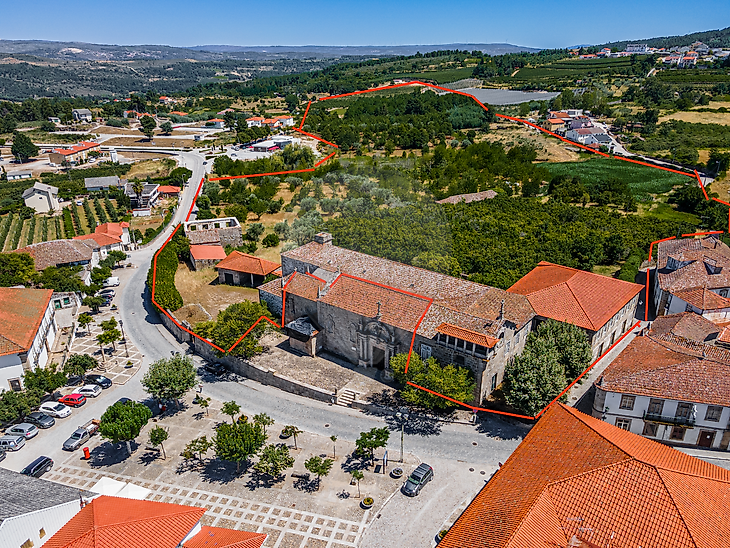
[643,412,695,427]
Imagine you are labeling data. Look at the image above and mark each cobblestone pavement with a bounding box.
[48,464,369,548]
[68,309,143,385]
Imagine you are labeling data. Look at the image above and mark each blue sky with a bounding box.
[2,0,728,49]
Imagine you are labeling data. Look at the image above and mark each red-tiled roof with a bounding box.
[184,526,266,548]
[544,118,565,124]
[157,185,181,194]
[507,261,642,331]
[673,286,730,310]
[190,244,227,261]
[650,312,720,342]
[52,141,100,156]
[598,334,730,407]
[657,236,730,293]
[73,233,122,248]
[215,251,280,276]
[0,288,53,356]
[95,223,125,238]
[439,404,730,548]
[43,495,206,548]
[436,323,498,348]
[170,111,189,116]
[320,275,432,332]
[14,239,95,270]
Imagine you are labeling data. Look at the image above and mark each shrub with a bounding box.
[262,233,280,247]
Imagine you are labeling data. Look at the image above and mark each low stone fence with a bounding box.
[159,308,335,404]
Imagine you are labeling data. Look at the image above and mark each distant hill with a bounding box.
[188,43,540,56]
[598,26,730,50]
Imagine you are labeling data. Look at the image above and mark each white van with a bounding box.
[103,277,120,287]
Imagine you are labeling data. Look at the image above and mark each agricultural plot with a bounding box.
[542,157,690,200]
[497,57,643,87]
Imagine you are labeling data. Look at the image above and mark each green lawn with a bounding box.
[542,157,692,201]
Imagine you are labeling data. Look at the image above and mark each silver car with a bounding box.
[76,384,102,398]
[0,435,26,451]
[6,423,39,440]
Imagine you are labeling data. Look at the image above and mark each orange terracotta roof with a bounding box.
[439,404,730,548]
[170,111,189,116]
[246,117,264,121]
[657,236,730,293]
[320,275,432,333]
[184,526,266,548]
[507,261,642,331]
[544,118,565,124]
[673,286,730,310]
[73,233,122,248]
[209,118,225,122]
[215,251,280,276]
[43,495,206,548]
[436,323,498,348]
[650,312,720,342]
[190,244,227,261]
[157,185,181,194]
[0,288,53,356]
[52,141,100,156]
[95,223,125,238]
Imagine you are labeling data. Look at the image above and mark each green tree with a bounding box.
[169,167,193,185]
[77,313,94,336]
[0,253,35,286]
[533,319,592,379]
[262,233,280,248]
[160,121,173,135]
[213,421,266,473]
[139,115,157,140]
[198,396,211,416]
[282,425,303,450]
[304,456,333,489]
[184,436,213,461]
[37,266,85,293]
[390,353,475,410]
[11,132,39,163]
[194,301,274,358]
[96,330,117,362]
[149,426,169,459]
[253,412,274,435]
[410,252,460,277]
[99,401,152,455]
[131,181,145,204]
[23,363,66,394]
[254,443,295,478]
[222,401,241,424]
[350,469,364,498]
[106,250,127,267]
[141,354,197,406]
[63,354,98,377]
[355,427,390,461]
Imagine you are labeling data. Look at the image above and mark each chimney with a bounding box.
[376,301,383,321]
[499,299,505,320]
[313,232,333,245]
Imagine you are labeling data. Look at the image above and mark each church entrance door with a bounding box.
[372,347,385,370]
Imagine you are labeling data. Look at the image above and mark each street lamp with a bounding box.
[395,406,409,463]
[119,319,129,357]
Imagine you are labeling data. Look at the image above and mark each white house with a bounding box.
[565,127,599,145]
[246,116,264,128]
[207,118,225,129]
[72,108,93,122]
[22,182,60,214]
[653,235,730,319]
[0,288,56,392]
[593,314,730,450]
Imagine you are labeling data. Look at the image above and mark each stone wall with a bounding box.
[217,227,243,248]
[259,289,283,316]
[159,308,334,403]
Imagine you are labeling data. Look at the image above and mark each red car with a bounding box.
[58,394,86,408]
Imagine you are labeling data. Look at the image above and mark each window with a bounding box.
[466,342,474,353]
[642,422,658,437]
[615,418,631,431]
[475,345,487,357]
[675,402,692,419]
[705,406,722,422]
[39,528,46,539]
[506,341,511,353]
[420,344,432,360]
[648,398,664,415]
[491,373,498,391]
[619,395,635,410]
[670,426,686,441]
[516,332,520,344]
[454,355,465,366]
[8,379,21,392]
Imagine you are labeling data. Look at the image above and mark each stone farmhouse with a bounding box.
[260,233,534,402]
[439,403,730,548]
[593,312,730,450]
[653,234,730,320]
[507,261,643,361]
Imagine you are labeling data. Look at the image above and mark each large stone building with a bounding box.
[260,233,535,402]
[507,261,643,361]
[654,235,730,320]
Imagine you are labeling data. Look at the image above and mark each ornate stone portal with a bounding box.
[356,303,396,379]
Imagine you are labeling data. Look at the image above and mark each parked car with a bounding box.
[58,394,86,408]
[76,384,102,398]
[21,456,53,477]
[115,397,132,406]
[0,435,26,452]
[84,374,112,389]
[6,423,39,440]
[63,420,99,451]
[66,375,83,386]
[103,277,120,287]
[401,463,434,497]
[203,362,226,375]
[25,411,55,429]
[96,289,115,298]
[39,402,71,418]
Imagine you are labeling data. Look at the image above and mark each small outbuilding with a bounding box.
[285,316,321,356]
[22,182,59,213]
[189,244,227,270]
[215,251,281,287]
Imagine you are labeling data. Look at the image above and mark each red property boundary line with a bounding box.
[151,81,727,421]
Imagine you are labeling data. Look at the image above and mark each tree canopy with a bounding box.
[195,300,274,358]
[99,401,152,454]
[213,420,266,472]
[141,354,197,404]
[390,353,475,410]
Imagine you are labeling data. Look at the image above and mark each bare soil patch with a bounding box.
[482,124,580,162]
[102,137,202,148]
[175,262,259,321]
[659,111,730,126]
[126,159,175,179]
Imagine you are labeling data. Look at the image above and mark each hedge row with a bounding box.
[9,216,23,250]
[147,233,183,311]
[25,215,36,246]
[71,204,84,235]
[0,213,13,251]
[104,198,119,222]
[94,198,109,223]
[62,209,75,238]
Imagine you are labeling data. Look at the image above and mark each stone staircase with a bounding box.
[336,389,358,407]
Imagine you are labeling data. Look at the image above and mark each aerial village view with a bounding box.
[0,2,728,547]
